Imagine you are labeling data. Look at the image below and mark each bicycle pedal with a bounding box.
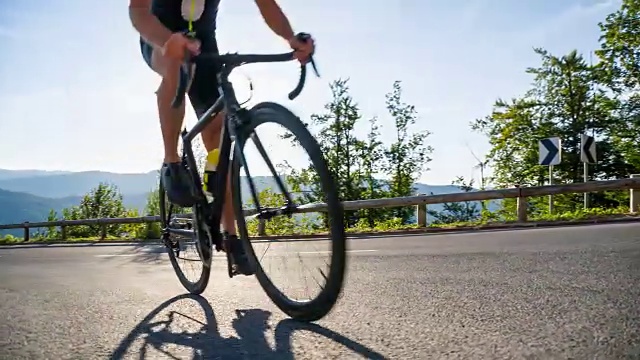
[228,263,237,278]
[230,264,239,275]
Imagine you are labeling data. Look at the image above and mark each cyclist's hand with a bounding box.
[162,32,201,61]
[288,33,314,64]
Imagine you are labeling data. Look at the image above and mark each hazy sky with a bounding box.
[0,0,620,185]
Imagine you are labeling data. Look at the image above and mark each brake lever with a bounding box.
[309,56,320,77]
[294,32,320,77]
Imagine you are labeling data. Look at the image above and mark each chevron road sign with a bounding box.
[538,137,561,166]
[581,134,596,164]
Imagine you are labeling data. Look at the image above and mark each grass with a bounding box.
[0,234,133,245]
[1,206,636,245]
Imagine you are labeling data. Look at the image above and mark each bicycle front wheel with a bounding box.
[230,101,347,322]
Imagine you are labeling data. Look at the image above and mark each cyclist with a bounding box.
[128,0,315,275]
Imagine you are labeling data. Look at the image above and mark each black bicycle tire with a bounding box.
[159,179,211,295]
[230,101,347,322]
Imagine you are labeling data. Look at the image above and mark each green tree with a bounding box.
[356,117,388,227]
[527,49,625,183]
[427,176,480,224]
[286,78,369,227]
[62,183,126,238]
[145,186,161,216]
[383,80,433,222]
[141,187,162,239]
[610,94,640,172]
[595,0,640,93]
[595,0,640,176]
[43,209,60,239]
[472,48,624,214]
[78,183,125,220]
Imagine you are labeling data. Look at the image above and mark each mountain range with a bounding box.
[0,169,499,236]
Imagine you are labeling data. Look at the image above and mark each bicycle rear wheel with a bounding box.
[159,178,212,294]
[230,101,347,322]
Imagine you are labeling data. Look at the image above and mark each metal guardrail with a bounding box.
[1,176,639,241]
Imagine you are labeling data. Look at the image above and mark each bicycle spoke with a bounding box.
[249,131,294,205]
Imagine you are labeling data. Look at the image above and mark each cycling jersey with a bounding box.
[150,0,220,38]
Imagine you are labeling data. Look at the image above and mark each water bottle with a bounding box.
[202,148,220,203]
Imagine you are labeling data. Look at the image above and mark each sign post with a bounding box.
[580,134,597,210]
[539,137,561,214]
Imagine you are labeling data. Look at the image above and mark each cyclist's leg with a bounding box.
[189,44,256,275]
[140,38,197,208]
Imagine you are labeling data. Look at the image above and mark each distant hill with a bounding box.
[0,188,81,237]
[0,170,159,198]
[0,169,73,180]
[0,188,80,222]
[0,168,501,236]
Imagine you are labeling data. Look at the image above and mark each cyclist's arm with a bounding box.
[254,0,295,41]
[128,0,172,48]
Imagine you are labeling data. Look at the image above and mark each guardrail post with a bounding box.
[257,219,266,236]
[60,226,67,240]
[631,174,640,213]
[515,184,528,222]
[100,224,107,240]
[416,204,427,227]
[23,222,29,242]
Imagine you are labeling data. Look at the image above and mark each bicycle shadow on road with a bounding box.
[273,320,388,360]
[108,293,387,360]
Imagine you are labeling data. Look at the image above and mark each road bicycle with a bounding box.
[158,33,346,322]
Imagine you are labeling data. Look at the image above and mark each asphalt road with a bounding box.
[1,222,639,359]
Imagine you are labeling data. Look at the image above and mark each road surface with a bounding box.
[1,223,639,359]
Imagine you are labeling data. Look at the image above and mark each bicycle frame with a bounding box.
[164,50,318,244]
[163,63,249,242]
